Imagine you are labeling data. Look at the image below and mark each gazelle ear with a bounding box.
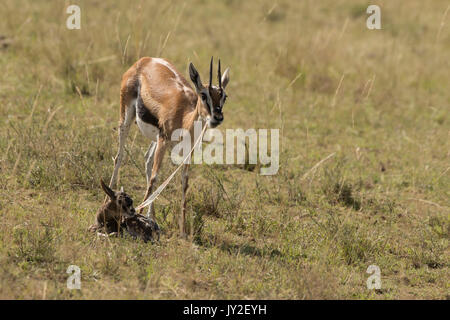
[120,186,124,193]
[221,67,230,89]
[189,62,204,93]
[100,179,116,200]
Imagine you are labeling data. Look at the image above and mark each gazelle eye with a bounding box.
[201,93,207,100]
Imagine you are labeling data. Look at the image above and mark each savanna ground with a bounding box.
[0,0,449,299]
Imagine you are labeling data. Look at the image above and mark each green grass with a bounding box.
[0,0,448,299]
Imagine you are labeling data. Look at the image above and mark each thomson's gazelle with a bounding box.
[109,57,230,236]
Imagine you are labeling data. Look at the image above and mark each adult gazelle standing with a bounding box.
[109,57,230,236]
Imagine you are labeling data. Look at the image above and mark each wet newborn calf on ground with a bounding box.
[89,180,160,242]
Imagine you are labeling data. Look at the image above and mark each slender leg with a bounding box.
[139,136,167,219]
[144,141,157,218]
[180,163,190,237]
[109,103,135,189]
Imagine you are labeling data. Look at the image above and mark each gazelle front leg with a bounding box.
[180,163,190,237]
[109,103,135,189]
[140,135,167,219]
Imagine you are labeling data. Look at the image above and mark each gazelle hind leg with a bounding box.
[109,102,136,189]
[139,135,167,219]
[180,163,189,237]
[144,141,157,218]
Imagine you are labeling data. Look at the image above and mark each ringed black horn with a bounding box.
[218,59,222,89]
[209,56,213,87]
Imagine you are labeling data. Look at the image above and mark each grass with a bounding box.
[0,0,449,299]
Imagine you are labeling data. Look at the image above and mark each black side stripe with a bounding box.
[136,82,160,129]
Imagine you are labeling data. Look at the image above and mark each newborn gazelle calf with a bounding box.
[89,180,159,242]
[89,180,136,235]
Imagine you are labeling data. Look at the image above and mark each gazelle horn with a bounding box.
[209,56,213,87]
[218,59,222,89]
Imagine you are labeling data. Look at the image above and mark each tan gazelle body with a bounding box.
[109,57,230,236]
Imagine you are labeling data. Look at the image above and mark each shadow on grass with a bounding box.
[200,234,282,258]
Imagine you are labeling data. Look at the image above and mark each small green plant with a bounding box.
[10,226,56,265]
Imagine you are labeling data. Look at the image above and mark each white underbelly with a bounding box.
[136,116,159,141]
